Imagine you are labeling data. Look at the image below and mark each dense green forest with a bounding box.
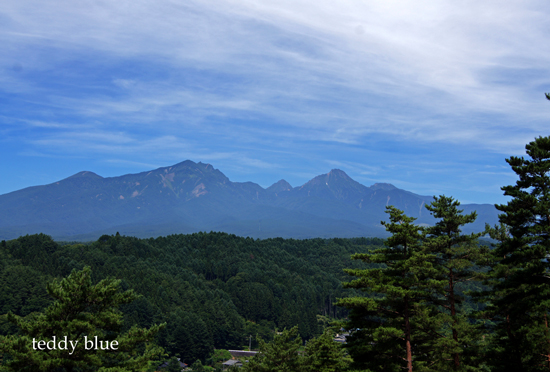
[0,231,381,369]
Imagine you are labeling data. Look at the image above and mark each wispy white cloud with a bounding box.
[1,0,548,201]
[2,1,548,129]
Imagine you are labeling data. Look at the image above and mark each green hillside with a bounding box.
[0,232,381,365]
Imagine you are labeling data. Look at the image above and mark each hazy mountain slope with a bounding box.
[0,160,499,240]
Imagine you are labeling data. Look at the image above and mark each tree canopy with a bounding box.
[0,232,381,367]
[484,136,550,371]
[239,326,349,372]
[339,198,490,371]
[0,266,165,372]
[338,206,431,371]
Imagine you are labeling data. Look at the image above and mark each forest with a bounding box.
[0,230,381,370]
[1,135,550,372]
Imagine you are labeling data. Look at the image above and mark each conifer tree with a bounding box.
[240,326,304,372]
[421,195,485,371]
[476,222,521,371]
[338,206,432,372]
[239,327,349,372]
[488,136,550,371]
[0,266,165,372]
[302,329,350,372]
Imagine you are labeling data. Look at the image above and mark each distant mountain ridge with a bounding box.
[0,160,499,240]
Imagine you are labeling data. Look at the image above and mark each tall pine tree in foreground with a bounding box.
[487,136,550,372]
[476,222,521,371]
[0,266,165,372]
[421,196,486,371]
[338,206,433,372]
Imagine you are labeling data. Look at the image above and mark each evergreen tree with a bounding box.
[162,310,213,364]
[302,329,350,372]
[162,356,184,372]
[207,349,232,370]
[476,222,520,371]
[422,195,486,371]
[337,206,432,372]
[0,266,165,372]
[488,136,550,371]
[190,359,207,372]
[240,326,304,372]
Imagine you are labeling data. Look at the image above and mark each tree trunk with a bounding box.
[405,295,413,372]
[449,268,460,369]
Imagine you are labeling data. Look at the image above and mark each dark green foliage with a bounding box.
[207,349,231,370]
[190,359,207,372]
[484,136,550,371]
[422,195,487,371]
[240,327,304,372]
[162,357,184,372]
[0,265,52,334]
[240,327,350,372]
[302,329,350,372]
[339,201,490,371]
[0,266,165,372]
[476,222,521,371]
[162,309,213,364]
[338,206,432,372]
[0,232,381,366]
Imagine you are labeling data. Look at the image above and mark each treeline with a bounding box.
[0,231,381,365]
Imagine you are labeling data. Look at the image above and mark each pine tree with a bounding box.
[337,206,433,372]
[476,222,522,371]
[488,136,550,371]
[302,329,350,372]
[0,266,165,372]
[421,195,486,371]
[240,326,304,372]
[190,359,207,372]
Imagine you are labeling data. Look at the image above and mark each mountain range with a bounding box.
[0,160,499,241]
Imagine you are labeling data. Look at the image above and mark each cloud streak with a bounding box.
[0,0,548,202]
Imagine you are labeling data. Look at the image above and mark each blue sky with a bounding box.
[1,0,549,204]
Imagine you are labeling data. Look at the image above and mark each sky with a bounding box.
[1,0,549,205]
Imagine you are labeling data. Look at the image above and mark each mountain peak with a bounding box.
[67,171,103,179]
[304,169,354,188]
[156,160,227,181]
[327,169,349,178]
[266,179,293,193]
[296,169,369,202]
[172,159,197,167]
